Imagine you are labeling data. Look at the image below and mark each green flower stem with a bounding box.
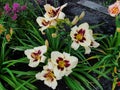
[112,77,117,90]
[115,31,120,47]
[115,15,120,47]
[112,52,120,90]
[0,38,8,69]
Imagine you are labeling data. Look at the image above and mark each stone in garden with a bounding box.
[60,0,115,34]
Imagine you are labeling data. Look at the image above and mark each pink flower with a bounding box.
[11,13,18,20]
[4,3,11,14]
[21,5,27,11]
[108,1,120,17]
[12,3,20,13]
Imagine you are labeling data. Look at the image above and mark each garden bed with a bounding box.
[0,0,120,90]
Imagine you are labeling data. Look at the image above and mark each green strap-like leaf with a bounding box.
[0,82,6,90]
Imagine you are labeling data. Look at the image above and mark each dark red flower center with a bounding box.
[48,8,60,17]
[31,50,41,62]
[42,19,50,26]
[57,57,70,71]
[74,29,86,43]
[44,70,55,81]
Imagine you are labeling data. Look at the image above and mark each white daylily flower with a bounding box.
[51,51,78,77]
[70,23,99,54]
[89,30,100,48]
[36,62,59,89]
[44,3,67,20]
[36,17,56,34]
[24,45,47,67]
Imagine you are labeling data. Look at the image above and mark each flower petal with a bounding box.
[51,51,64,65]
[60,3,68,10]
[58,12,65,19]
[36,72,46,80]
[84,46,91,54]
[36,17,49,27]
[108,1,120,17]
[67,56,78,70]
[70,25,78,40]
[54,66,66,79]
[71,41,80,50]
[44,79,57,89]
[65,69,72,76]
[28,59,40,67]
[78,22,89,31]
[34,45,47,55]
[40,55,46,63]
[24,49,34,60]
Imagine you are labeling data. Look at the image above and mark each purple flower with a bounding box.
[3,2,27,20]
[4,3,11,14]
[12,3,20,13]
[11,13,18,20]
[21,5,27,11]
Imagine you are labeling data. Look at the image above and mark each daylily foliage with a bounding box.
[24,3,100,89]
[1,0,120,90]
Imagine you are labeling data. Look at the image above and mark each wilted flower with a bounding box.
[44,3,67,20]
[10,28,13,35]
[0,24,5,34]
[36,62,59,89]
[24,45,47,67]
[5,34,11,42]
[70,23,99,54]
[51,51,78,78]
[108,1,120,17]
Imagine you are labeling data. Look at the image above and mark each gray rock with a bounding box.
[63,2,115,34]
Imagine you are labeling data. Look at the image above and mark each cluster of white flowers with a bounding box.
[24,3,100,89]
[25,45,78,89]
[36,3,67,34]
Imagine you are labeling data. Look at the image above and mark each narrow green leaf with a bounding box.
[72,72,92,90]
[16,78,37,90]
[0,82,6,90]
[81,72,103,90]
[0,75,16,88]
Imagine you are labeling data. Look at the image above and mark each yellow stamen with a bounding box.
[45,71,55,81]
[112,7,119,14]
[31,53,41,61]
[76,34,83,41]
[58,60,65,68]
